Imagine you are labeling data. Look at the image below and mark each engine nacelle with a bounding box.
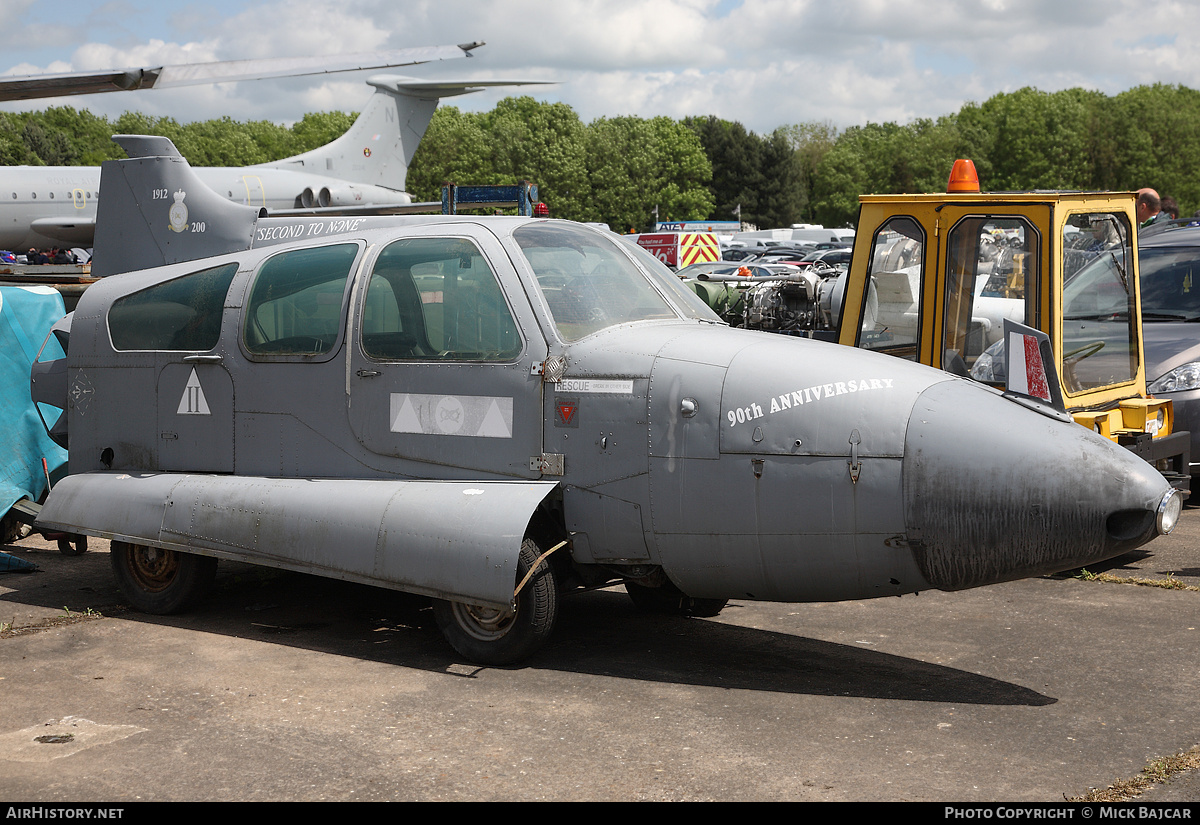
[302,183,413,209]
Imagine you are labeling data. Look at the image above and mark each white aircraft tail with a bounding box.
[260,75,548,195]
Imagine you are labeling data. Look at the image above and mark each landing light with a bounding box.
[1157,489,1183,535]
[947,159,980,193]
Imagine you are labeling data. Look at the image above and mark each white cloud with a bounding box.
[71,39,222,71]
[2,0,1200,134]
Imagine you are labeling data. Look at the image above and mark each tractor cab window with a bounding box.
[943,216,1038,378]
[514,222,678,341]
[243,243,360,357]
[1060,212,1137,392]
[857,216,925,359]
[108,262,238,351]
[361,237,521,361]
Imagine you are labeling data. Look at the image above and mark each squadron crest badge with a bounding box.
[168,189,188,233]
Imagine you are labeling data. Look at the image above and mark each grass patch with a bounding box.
[1071,746,1200,801]
[0,607,105,638]
[1075,569,1200,591]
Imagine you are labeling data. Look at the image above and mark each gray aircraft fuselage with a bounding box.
[28,138,1182,663]
[36,212,1177,605]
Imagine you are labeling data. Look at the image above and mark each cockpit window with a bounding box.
[361,237,521,361]
[618,238,723,322]
[514,222,681,341]
[243,243,359,356]
[109,262,238,351]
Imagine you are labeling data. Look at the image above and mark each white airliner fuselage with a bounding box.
[0,164,413,250]
[0,73,533,252]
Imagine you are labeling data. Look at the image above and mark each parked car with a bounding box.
[1139,222,1200,478]
[721,248,759,262]
[751,244,816,262]
[722,240,767,261]
[791,248,852,268]
[675,261,778,280]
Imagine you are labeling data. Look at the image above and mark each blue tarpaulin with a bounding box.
[0,550,37,572]
[0,285,68,520]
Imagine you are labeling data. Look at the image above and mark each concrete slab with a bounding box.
[0,510,1197,802]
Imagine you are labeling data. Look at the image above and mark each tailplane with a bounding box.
[258,75,552,194]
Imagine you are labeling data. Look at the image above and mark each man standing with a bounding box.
[1137,188,1169,228]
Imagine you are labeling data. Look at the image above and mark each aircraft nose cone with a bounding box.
[902,379,1175,591]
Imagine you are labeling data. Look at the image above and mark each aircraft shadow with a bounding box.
[0,546,1054,708]
[544,591,1054,706]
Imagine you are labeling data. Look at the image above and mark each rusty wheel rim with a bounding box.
[126,545,180,593]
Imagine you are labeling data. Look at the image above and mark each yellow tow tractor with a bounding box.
[833,160,1190,493]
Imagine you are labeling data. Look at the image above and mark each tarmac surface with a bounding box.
[1,506,1198,803]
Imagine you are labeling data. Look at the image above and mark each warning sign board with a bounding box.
[634,232,721,268]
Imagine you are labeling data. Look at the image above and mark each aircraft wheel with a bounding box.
[625,580,728,618]
[433,538,557,665]
[110,541,217,615]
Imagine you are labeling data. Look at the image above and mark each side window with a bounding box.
[243,243,359,356]
[944,217,1038,376]
[109,263,238,351]
[361,237,520,361]
[1063,212,1128,281]
[858,216,925,359]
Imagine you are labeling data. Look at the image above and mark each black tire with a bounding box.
[110,541,217,615]
[433,538,557,665]
[625,580,728,618]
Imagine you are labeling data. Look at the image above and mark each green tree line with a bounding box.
[2,83,1197,231]
[808,84,1200,227]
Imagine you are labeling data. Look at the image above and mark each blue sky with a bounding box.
[4,0,1200,135]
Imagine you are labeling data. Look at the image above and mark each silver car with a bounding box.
[1140,222,1200,479]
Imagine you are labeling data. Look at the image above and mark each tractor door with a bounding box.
[1055,208,1142,400]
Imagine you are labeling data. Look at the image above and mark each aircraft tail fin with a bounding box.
[92,135,260,277]
[258,75,552,194]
